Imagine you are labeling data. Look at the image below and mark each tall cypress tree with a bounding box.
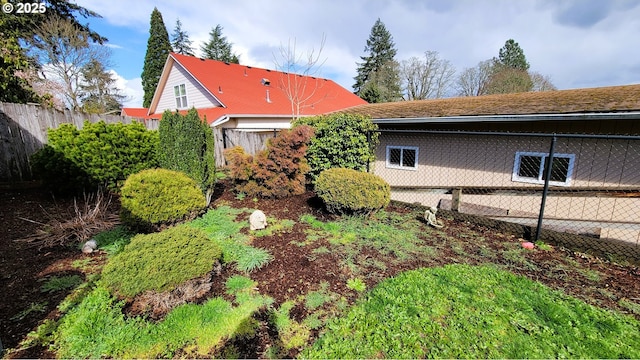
[353,18,398,100]
[141,7,172,108]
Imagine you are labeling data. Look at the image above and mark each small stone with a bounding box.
[249,210,267,230]
[82,245,94,254]
[85,239,98,250]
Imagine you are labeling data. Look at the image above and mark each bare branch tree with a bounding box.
[30,16,110,110]
[456,59,493,97]
[530,71,557,92]
[273,35,327,119]
[400,51,456,100]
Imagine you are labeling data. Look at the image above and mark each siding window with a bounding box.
[512,151,575,186]
[174,84,188,108]
[386,146,418,170]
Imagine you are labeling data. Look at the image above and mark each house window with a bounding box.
[386,146,418,170]
[512,151,575,186]
[174,84,187,108]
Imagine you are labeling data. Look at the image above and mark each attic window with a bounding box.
[261,78,271,86]
[174,84,188,109]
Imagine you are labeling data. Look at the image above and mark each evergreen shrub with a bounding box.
[101,224,222,298]
[293,113,378,181]
[158,109,216,204]
[224,125,314,198]
[31,120,158,194]
[119,168,206,231]
[315,168,390,215]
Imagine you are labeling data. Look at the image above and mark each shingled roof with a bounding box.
[338,84,640,119]
[137,53,366,122]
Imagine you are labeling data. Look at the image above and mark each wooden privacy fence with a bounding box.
[0,102,158,182]
[214,128,280,167]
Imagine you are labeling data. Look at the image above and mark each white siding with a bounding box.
[156,63,221,112]
[235,118,292,129]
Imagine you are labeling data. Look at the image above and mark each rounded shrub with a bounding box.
[315,168,390,216]
[101,224,222,298]
[120,168,206,231]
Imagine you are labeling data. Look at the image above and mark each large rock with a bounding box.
[250,210,267,230]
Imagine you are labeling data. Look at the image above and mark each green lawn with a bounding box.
[302,264,640,359]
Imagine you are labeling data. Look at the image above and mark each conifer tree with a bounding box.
[171,19,195,56]
[201,25,239,64]
[487,39,533,94]
[353,18,400,102]
[141,7,172,108]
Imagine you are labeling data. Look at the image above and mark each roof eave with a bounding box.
[372,112,640,124]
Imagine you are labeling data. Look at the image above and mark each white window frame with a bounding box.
[174,84,188,109]
[512,151,576,186]
[386,145,419,170]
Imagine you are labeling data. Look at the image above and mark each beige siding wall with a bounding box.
[376,132,640,241]
[373,133,639,188]
[156,63,220,112]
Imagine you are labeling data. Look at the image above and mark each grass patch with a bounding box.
[53,285,271,358]
[94,225,134,255]
[252,218,295,237]
[40,275,83,293]
[11,302,48,321]
[302,264,640,359]
[271,301,311,351]
[190,206,272,273]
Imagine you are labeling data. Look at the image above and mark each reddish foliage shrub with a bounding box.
[224,125,314,198]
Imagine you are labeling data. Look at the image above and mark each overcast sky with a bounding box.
[74,0,640,108]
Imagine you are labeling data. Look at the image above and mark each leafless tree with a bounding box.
[273,35,327,119]
[30,16,110,110]
[530,71,557,92]
[456,59,493,97]
[400,51,456,100]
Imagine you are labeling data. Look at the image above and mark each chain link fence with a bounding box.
[369,129,640,263]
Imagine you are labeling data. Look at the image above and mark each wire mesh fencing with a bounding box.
[369,129,640,263]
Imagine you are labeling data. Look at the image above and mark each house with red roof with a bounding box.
[122,52,365,126]
[121,52,365,165]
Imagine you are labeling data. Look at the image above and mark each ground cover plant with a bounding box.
[2,183,640,358]
[302,264,640,359]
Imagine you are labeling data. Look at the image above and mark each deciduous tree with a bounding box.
[30,16,110,110]
[456,59,493,96]
[400,51,456,100]
[141,7,172,108]
[273,36,327,119]
[0,0,105,104]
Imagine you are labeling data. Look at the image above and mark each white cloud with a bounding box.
[75,0,640,94]
[111,71,144,108]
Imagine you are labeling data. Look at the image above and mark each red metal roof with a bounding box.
[122,53,366,124]
[120,107,150,118]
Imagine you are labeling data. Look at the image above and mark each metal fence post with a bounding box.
[535,134,557,241]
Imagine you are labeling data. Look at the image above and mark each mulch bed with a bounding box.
[2,183,639,358]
